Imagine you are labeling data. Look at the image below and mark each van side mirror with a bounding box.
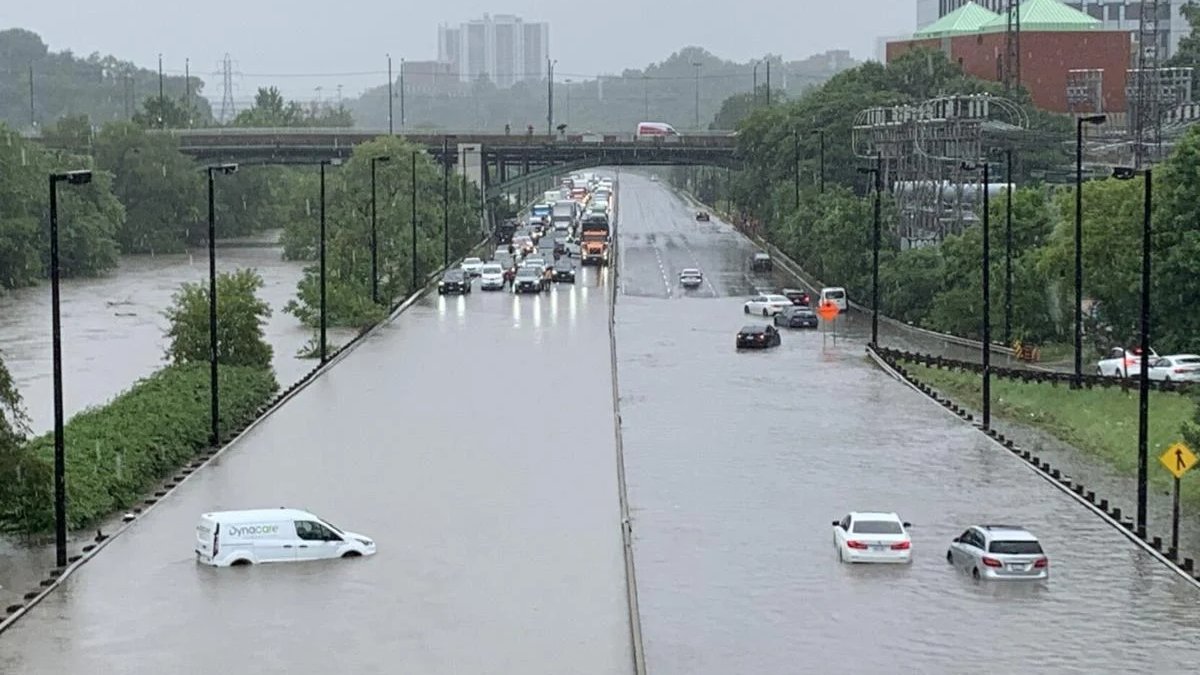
[831,520,840,527]
[903,522,912,528]
[951,537,959,543]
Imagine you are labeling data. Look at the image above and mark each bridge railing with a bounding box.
[162,127,737,138]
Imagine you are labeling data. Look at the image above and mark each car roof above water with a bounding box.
[201,508,314,523]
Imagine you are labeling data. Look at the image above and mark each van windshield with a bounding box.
[321,520,345,535]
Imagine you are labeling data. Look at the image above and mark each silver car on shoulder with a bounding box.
[947,525,1048,581]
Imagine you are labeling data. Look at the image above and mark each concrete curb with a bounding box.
[0,242,485,636]
[607,177,648,675]
[867,345,1200,590]
[674,189,1018,357]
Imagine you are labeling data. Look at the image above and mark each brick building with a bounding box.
[888,0,1132,112]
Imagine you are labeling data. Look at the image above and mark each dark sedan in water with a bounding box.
[437,269,471,295]
[554,263,577,283]
[514,266,548,293]
[774,305,818,328]
[736,324,781,349]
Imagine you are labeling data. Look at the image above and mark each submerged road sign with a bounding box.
[817,300,839,321]
[1159,442,1197,480]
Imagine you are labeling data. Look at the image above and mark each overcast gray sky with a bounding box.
[7,0,912,102]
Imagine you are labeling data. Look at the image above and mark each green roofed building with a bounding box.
[978,0,1101,34]
[914,3,1000,39]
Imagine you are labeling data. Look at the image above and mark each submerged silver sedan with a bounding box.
[947,525,1048,581]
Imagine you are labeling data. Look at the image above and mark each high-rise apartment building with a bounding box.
[916,0,1191,56]
[438,14,550,87]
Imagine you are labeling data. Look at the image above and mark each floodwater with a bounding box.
[0,236,355,608]
[0,259,631,673]
[613,173,1200,674]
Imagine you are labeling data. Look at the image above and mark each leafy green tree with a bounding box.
[93,121,202,253]
[41,114,94,154]
[0,350,28,450]
[163,268,273,369]
[1149,123,1200,353]
[133,95,207,129]
[282,137,476,331]
[234,87,353,128]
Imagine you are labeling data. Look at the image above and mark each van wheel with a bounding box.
[230,558,253,567]
[762,308,769,317]
[342,551,362,558]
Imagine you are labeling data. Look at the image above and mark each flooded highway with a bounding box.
[0,263,631,673]
[613,173,1200,673]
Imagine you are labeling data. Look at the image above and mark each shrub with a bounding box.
[0,363,277,535]
[163,268,273,369]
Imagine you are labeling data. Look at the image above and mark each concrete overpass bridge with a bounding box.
[159,128,741,199]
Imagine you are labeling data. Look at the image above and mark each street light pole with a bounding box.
[370,155,390,305]
[206,163,237,449]
[765,59,771,106]
[411,150,418,289]
[962,160,992,429]
[1005,148,1014,344]
[858,152,883,347]
[1074,114,1107,388]
[319,161,328,364]
[752,61,760,107]
[1113,165,1153,537]
[547,59,555,136]
[387,55,394,135]
[692,62,701,129]
[793,130,800,209]
[443,136,451,266]
[49,169,93,568]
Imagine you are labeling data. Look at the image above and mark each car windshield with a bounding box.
[443,271,463,280]
[681,270,700,276]
[516,268,539,277]
[463,258,481,265]
[851,520,903,534]
[481,265,502,274]
[988,540,1043,555]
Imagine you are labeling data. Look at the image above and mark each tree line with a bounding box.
[685,48,1200,357]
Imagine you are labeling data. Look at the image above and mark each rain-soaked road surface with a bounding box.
[614,173,1200,673]
[0,265,631,673]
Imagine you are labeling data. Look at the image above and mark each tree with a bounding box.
[133,95,206,129]
[93,121,202,253]
[163,268,273,369]
[42,114,94,154]
[0,350,28,450]
[234,87,353,128]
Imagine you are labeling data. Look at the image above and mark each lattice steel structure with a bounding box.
[1066,69,1104,114]
[1003,0,1021,92]
[853,94,1028,248]
[1131,0,1161,168]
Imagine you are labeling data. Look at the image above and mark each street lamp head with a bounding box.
[375,155,392,163]
[1080,114,1107,125]
[211,163,238,175]
[1112,166,1138,180]
[961,161,980,171]
[55,169,93,185]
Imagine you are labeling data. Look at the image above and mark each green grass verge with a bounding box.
[0,363,278,536]
[903,362,1199,508]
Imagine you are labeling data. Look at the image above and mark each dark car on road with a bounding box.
[751,252,773,272]
[553,262,577,283]
[438,269,471,295]
[774,306,818,329]
[514,266,548,293]
[782,288,811,306]
[736,324,781,349]
[695,211,710,222]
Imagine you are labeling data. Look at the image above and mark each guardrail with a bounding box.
[160,127,738,139]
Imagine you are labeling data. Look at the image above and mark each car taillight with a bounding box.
[890,541,910,550]
[212,524,219,556]
[982,556,1002,568]
[1033,557,1048,568]
[1175,368,1188,373]
[846,540,869,550]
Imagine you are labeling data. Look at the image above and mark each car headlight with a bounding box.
[356,538,374,547]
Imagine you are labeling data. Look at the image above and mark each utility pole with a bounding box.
[158,53,165,128]
[1005,149,1014,344]
[765,59,771,106]
[547,58,555,135]
[185,58,192,127]
[692,62,701,129]
[28,63,35,129]
[443,136,450,266]
[399,57,406,130]
[387,55,394,135]
[411,151,418,289]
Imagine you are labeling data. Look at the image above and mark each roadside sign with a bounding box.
[1159,442,1197,480]
[816,301,839,321]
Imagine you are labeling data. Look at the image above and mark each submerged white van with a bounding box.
[195,508,376,567]
[820,287,848,313]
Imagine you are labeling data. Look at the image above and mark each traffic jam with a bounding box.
[439,173,614,296]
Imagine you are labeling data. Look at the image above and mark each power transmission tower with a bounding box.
[1003,0,1021,92]
[219,54,235,123]
[1132,0,1161,167]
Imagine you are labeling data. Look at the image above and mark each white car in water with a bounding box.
[195,508,375,567]
[679,268,703,288]
[1149,354,1200,382]
[743,294,793,317]
[460,257,484,276]
[1097,347,1159,377]
[479,263,506,290]
[832,512,913,564]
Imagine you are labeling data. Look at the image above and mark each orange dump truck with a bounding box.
[580,214,610,266]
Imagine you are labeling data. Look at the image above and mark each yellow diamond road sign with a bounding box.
[1160,442,1198,480]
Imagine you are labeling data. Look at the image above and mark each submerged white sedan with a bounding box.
[832,512,913,564]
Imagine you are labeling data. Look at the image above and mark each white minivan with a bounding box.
[194,508,376,567]
[820,287,848,313]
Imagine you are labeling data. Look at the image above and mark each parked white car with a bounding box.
[743,294,793,317]
[1150,354,1200,382]
[832,512,913,564]
[194,508,375,567]
[460,257,484,276]
[1097,347,1160,377]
